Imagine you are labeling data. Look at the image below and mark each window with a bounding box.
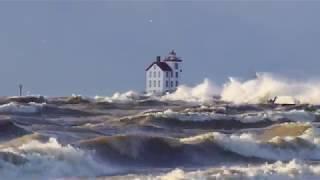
[171,81,173,87]
[149,80,152,88]
[153,71,156,77]
[176,72,178,78]
[153,80,156,87]
[149,71,152,78]
[158,80,160,87]
[176,81,179,87]
[166,72,169,78]
[175,63,178,70]
[158,71,161,78]
[171,72,173,77]
[166,81,169,87]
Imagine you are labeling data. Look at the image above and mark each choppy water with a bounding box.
[1,95,320,180]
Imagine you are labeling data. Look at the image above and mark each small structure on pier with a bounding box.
[18,84,23,96]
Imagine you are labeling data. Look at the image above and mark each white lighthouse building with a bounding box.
[145,50,183,94]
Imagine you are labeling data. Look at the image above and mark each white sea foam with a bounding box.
[221,73,320,104]
[270,109,316,122]
[95,90,140,103]
[0,102,44,114]
[91,73,320,105]
[149,160,320,180]
[161,79,219,104]
[70,94,94,102]
[158,73,320,105]
[0,138,113,180]
[150,108,316,123]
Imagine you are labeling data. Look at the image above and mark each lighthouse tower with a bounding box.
[163,50,183,91]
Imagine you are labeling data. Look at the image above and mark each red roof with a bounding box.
[145,61,172,71]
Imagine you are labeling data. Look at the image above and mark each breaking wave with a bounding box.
[75,123,320,179]
[150,160,320,180]
[95,91,142,103]
[3,73,320,179]
[0,125,316,179]
[93,73,320,105]
[149,108,316,123]
[181,123,320,161]
[78,134,261,167]
[0,102,44,114]
[74,123,319,168]
[158,73,320,105]
[161,79,219,104]
[0,137,113,180]
[221,73,320,104]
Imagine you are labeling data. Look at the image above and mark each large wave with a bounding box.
[85,123,320,179]
[0,102,44,114]
[95,91,142,103]
[161,78,219,104]
[0,137,114,180]
[161,73,320,105]
[4,73,320,106]
[94,79,219,104]
[159,73,320,105]
[96,73,320,105]
[75,123,319,167]
[148,108,316,123]
[77,134,262,167]
[0,122,318,179]
[221,73,320,104]
[181,123,320,161]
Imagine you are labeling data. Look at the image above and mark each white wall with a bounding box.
[146,61,183,94]
[146,64,166,94]
[164,61,183,92]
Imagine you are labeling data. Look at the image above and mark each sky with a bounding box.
[0,1,320,96]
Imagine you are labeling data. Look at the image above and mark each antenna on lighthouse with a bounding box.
[18,84,23,96]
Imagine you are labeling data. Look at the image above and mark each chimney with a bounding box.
[156,56,161,62]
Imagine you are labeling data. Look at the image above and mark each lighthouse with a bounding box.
[145,50,183,94]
